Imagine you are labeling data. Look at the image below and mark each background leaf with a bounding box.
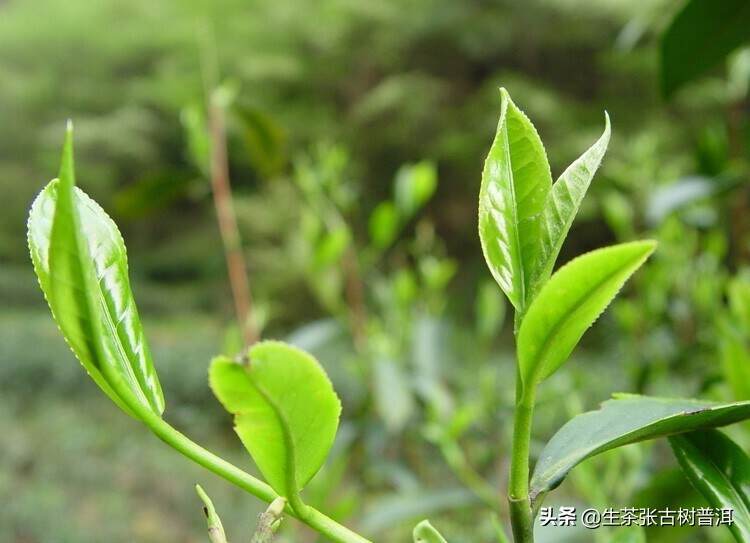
[530,395,750,501]
[394,161,437,218]
[661,0,750,97]
[518,241,655,389]
[528,113,611,297]
[28,127,164,416]
[670,429,750,542]
[478,88,551,313]
[209,340,341,498]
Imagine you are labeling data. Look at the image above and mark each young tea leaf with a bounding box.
[670,429,750,542]
[528,113,611,298]
[209,341,341,498]
[530,395,750,502]
[413,520,448,543]
[478,88,551,314]
[27,124,165,417]
[517,241,655,390]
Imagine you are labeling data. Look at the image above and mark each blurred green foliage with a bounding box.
[2,0,750,541]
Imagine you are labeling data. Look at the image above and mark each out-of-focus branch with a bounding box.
[207,92,259,347]
[198,22,258,348]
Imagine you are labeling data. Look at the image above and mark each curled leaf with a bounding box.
[209,341,341,499]
[28,124,164,417]
[478,88,551,314]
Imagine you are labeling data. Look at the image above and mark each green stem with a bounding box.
[508,385,535,543]
[132,404,371,543]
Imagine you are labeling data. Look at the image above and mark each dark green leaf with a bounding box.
[517,241,655,390]
[661,0,750,97]
[530,395,750,501]
[28,124,165,417]
[670,429,750,542]
[209,341,341,498]
[478,88,551,313]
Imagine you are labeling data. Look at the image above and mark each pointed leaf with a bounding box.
[529,114,611,297]
[413,520,448,543]
[478,88,551,312]
[670,429,750,542]
[209,341,341,498]
[530,395,750,501]
[518,241,655,390]
[27,125,164,416]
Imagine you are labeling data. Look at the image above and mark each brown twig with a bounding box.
[198,22,259,348]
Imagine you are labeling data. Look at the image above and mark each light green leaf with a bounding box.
[478,88,551,313]
[670,429,750,542]
[369,201,400,249]
[413,520,448,543]
[395,161,437,217]
[528,113,611,297]
[209,341,341,498]
[530,395,750,501]
[28,124,165,417]
[518,241,655,390]
[661,0,750,97]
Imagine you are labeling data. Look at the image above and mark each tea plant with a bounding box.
[28,89,750,542]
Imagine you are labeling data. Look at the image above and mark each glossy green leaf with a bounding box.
[209,340,341,498]
[395,161,437,217]
[670,429,750,542]
[518,241,655,389]
[661,0,750,97]
[27,124,165,417]
[528,113,611,297]
[530,395,750,501]
[413,520,448,543]
[478,88,551,313]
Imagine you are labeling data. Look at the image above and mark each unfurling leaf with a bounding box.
[530,395,750,501]
[517,241,655,391]
[478,88,551,314]
[528,113,611,298]
[27,124,165,417]
[413,520,448,543]
[209,341,341,498]
[670,430,750,542]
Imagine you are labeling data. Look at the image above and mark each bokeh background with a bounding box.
[2,0,750,541]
